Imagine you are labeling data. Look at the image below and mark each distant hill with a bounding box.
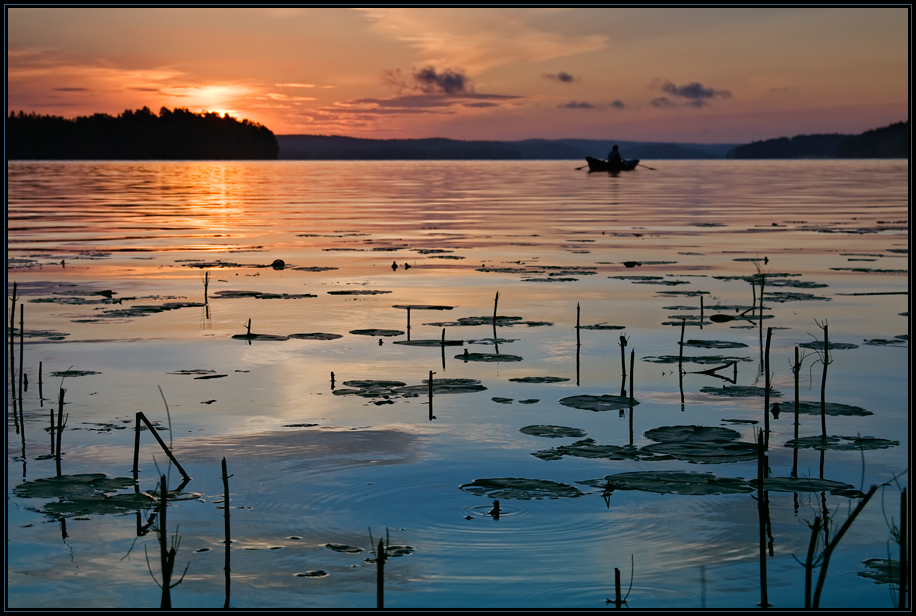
[729,121,909,159]
[836,121,910,158]
[7,107,279,160]
[277,135,738,160]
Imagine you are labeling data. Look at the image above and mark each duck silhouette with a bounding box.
[391,261,398,271]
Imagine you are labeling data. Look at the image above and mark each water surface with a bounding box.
[7,160,909,609]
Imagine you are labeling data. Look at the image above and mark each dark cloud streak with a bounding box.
[544,71,577,83]
[650,79,731,108]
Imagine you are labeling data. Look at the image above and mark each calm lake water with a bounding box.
[6,160,909,609]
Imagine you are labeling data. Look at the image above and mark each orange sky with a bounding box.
[6,7,910,143]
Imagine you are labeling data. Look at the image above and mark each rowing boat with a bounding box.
[585,156,639,172]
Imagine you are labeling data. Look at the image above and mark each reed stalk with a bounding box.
[812,485,878,607]
[764,327,772,449]
[222,458,231,609]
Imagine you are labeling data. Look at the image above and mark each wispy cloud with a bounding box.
[357,8,608,74]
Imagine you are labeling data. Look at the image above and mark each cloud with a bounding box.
[650,79,731,108]
[52,87,87,92]
[558,100,625,110]
[544,71,577,83]
[383,66,474,95]
[357,8,608,74]
[559,100,595,109]
[275,83,316,88]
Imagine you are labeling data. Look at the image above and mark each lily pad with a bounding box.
[393,339,464,347]
[325,543,363,553]
[768,279,829,288]
[520,425,587,439]
[641,426,759,463]
[460,478,583,500]
[333,380,407,398]
[792,401,872,416]
[700,385,781,398]
[784,435,899,451]
[578,324,626,330]
[392,305,454,310]
[14,474,136,500]
[509,376,570,383]
[642,355,750,365]
[231,333,290,341]
[426,316,552,328]
[560,394,639,411]
[167,369,217,375]
[492,397,514,404]
[456,352,523,362]
[749,476,855,494]
[765,292,830,303]
[682,340,748,349]
[39,493,159,517]
[645,425,742,443]
[859,559,904,585]
[580,471,753,495]
[798,341,859,350]
[50,370,100,377]
[288,333,343,340]
[328,290,392,295]
[297,571,329,578]
[533,439,646,461]
[397,378,488,396]
[213,291,316,300]
[863,338,907,346]
[349,329,405,337]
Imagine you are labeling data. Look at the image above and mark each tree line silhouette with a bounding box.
[729,121,908,159]
[7,107,279,160]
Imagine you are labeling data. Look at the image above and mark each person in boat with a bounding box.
[607,145,623,165]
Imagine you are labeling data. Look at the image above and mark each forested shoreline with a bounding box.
[7,107,279,160]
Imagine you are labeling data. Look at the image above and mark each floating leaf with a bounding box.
[560,394,639,411]
[533,439,646,461]
[231,333,290,341]
[50,370,100,377]
[460,478,583,500]
[578,324,626,330]
[288,333,343,340]
[325,543,363,553]
[863,338,907,346]
[859,559,904,585]
[700,385,781,398]
[750,476,855,494]
[682,340,748,349]
[580,471,753,495]
[349,329,405,337]
[791,401,872,416]
[520,425,587,439]
[645,425,742,444]
[393,339,463,347]
[456,352,523,362]
[642,355,750,365]
[784,435,899,451]
[509,376,570,383]
[798,341,859,350]
[328,290,391,295]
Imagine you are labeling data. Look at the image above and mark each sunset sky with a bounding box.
[7,7,909,144]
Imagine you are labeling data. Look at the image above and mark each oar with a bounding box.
[638,163,657,171]
[575,164,589,170]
